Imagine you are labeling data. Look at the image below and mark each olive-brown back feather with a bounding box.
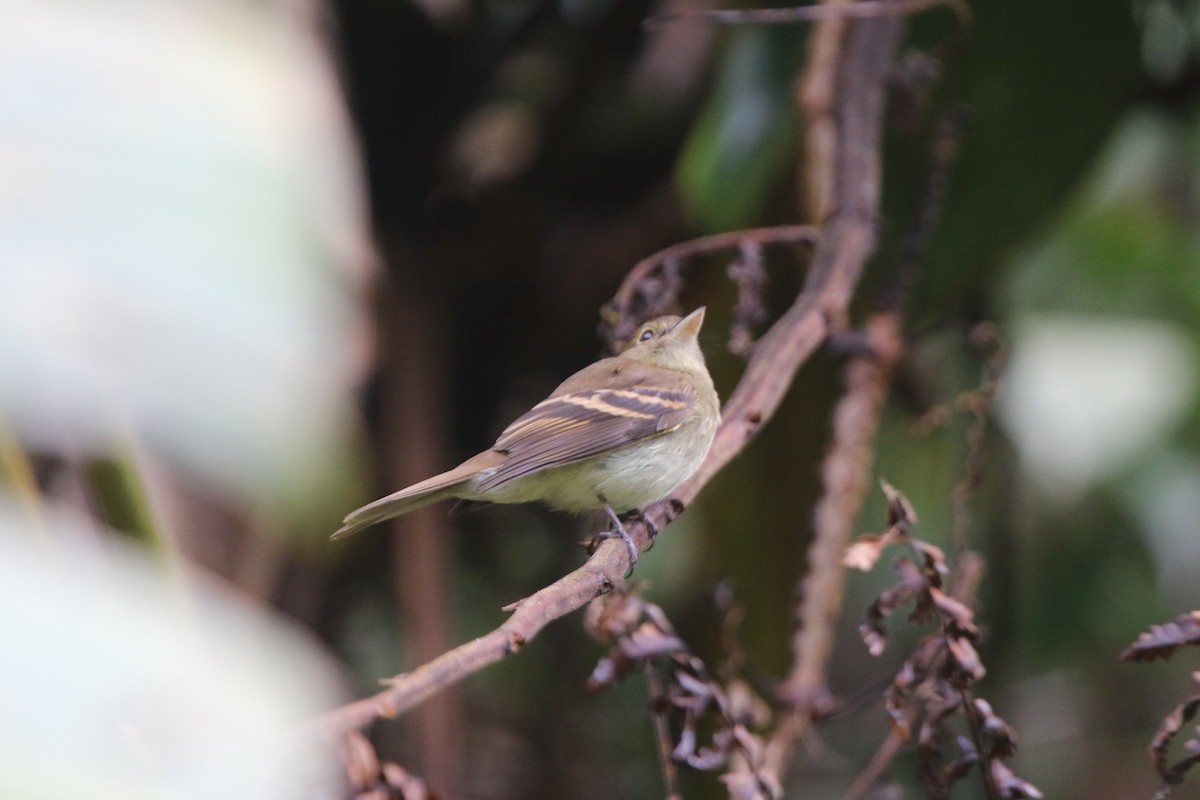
[474,360,696,492]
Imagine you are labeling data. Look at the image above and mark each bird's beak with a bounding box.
[674,306,706,342]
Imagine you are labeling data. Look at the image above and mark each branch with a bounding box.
[767,103,964,755]
[314,547,622,735]
[602,224,817,345]
[762,311,903,778]
[314,9,901,743]
[645,0,970,30]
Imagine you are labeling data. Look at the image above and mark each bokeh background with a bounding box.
[2,0,1198,798]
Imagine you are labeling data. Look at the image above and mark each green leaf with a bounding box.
[676,25,806,233]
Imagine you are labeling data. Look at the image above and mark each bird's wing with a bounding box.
[474,359,695,492]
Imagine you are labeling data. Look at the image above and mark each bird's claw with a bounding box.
[595,498,639,575]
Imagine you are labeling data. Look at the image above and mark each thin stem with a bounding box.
[646,664,683,800]
[646,0,971,30]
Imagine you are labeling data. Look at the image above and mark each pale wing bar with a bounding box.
[477,386,694,490]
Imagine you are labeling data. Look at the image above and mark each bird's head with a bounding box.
[620,307,708,374]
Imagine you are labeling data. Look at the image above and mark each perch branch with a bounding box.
[314,550,623,735]
[314,9,900,742]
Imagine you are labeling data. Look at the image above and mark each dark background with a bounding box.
[3,0,1200,798]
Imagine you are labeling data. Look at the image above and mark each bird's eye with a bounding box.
[639,329,655,342]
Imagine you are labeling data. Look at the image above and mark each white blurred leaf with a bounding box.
[999,315,1197,501]
[0,504,344,800]
[0,0,372,512]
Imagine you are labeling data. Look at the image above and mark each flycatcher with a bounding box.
[332,307,720,564]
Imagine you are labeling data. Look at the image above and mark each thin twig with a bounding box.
[841,706,915,800]
[961,687,1002,800]
[646,0,970,30]
[752,10,905,786]
[797,0,850,220]
[810,104,991,775]
[949,324,1003,556]
[951,553,997,800]
[762,311,902,783]
[882,109,966,314]
[604,225,817,344]
[313,550,622,735]
[646,664,684,800]
[727,241,769,357]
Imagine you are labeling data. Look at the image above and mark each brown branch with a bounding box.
[764,312,903,778]
[314,7,901,744]
[623,225,818,286]
[603,224,817,344]
[646,0,970,30]
[787,105,962,675]
[747,10,903,783]
[841,706,916,800]
[314,547,623,736]
[791,315,903,703]
[762,31,969,790]
[797,0,851,220]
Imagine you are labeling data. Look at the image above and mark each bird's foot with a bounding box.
[594,498,639,574]
[623,508,659,550]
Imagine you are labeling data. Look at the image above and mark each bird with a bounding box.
[332,306,720,566]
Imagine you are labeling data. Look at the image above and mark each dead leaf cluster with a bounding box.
[1122,613,1200,798]
[847,483,1041,799]
[584,584,778,799]
[341,729,433,800]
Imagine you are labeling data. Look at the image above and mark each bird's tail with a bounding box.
[331,451,502,540]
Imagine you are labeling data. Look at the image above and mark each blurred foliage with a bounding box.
[677,25,806,231]
[0,0,371,529]
[891,0,1141,315]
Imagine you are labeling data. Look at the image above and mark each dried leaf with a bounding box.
[930,587,979,638]
[731,724,764,763]
[586,655,621,691]
[622,624,687,660]
[913,539,948,581]
[1122,611,1200,662]
[946,635,986,681]
[1151,694,1200,784]
[689,746,729,771]
[673,718,698,762]
[881,480,919,527]
[862,622,889,658]
[990,760,1044,798]
[861,559,928,655]
[383,762,431,800]
[974,697,1018,758]
[940,736,979,782]
[845,533,891,571]
[341,730,381,791]
[854,483,1033,800]
[917,713,943,756]
[910,586,939,625]
[726,678,773,728]
[720,771,769,800]
[675,669,715,701]
[584,583,769,790]
[758,770,785,800]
